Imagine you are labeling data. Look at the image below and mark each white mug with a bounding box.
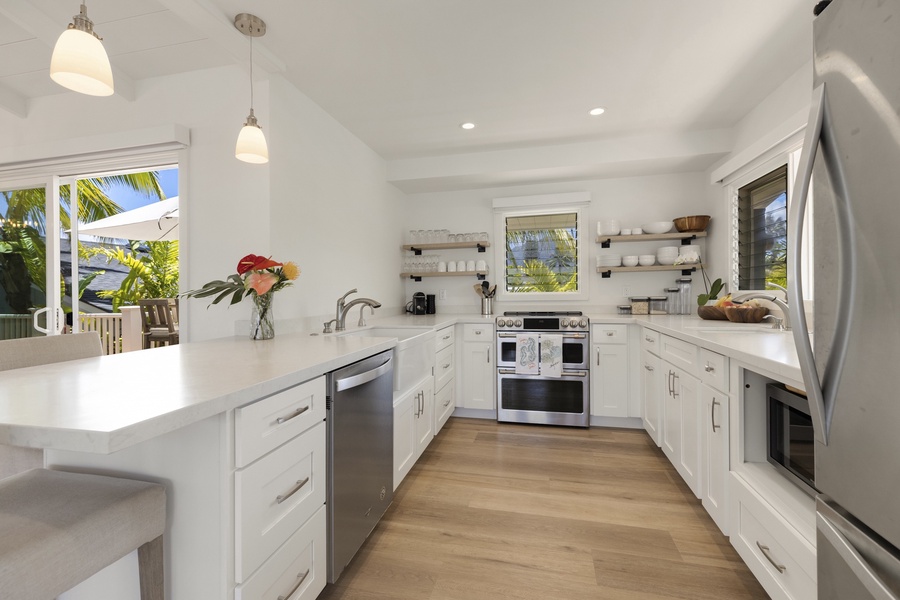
[437,261,447,272]
[466,260,476,272]
[476,259,487,271]
[456,260,467,272]
[447,261,457,272]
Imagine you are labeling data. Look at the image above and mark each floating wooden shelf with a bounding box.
[595,263,705,278]
[401,271,488,281]
[402,242,490,255]
[596,231,707,248]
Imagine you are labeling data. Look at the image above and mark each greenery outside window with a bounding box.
[493,195,587,301]
[737,165,788,291]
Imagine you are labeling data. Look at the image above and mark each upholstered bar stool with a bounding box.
[0,468,166,600]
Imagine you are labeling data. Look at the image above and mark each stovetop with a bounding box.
[496,311,588,331]
[502,311,583,317]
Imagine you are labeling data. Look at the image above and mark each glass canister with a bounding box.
[630,296,650,315]
[676,277,692,315]
[666,287,680,315]
[617,304,632,315]
[650,296,668,315]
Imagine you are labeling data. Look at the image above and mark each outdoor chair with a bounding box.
[0,332,103,480]
[138,298,179,349]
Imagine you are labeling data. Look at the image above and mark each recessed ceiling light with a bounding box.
[589,107,606,116]
[460,122,476,130]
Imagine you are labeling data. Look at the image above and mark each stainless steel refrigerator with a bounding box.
[788,0,900,597]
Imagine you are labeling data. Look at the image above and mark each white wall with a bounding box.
[0,66,404,341]
[268,76,405,330]
[401,172,714,313]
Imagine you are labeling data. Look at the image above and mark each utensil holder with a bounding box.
[481,297,493,316]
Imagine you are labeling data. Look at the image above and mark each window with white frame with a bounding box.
[492,193,588,301]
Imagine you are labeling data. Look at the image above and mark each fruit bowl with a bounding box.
[697,305,728,320]
[673,215,711,233]
[724,306,770,323]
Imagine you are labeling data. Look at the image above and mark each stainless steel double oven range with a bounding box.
[495,311,590,427]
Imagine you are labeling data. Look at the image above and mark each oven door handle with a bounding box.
[498,368,588,377]
[497,332,587,339]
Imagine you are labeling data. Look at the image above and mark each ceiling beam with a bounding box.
[0,83,28,118]
[0,0,135,102]
[154,0,286,74]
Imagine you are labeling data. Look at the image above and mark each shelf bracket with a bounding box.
[476,243,487,253]
[477,273,486,280]
[409,275,422,282]
[601,270,612,278]
[680,266,698,275]
[680,235,698,246]
[409,246,422,255]
[600,238,611,249]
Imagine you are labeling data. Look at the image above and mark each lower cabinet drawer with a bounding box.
[435,380,455,434]
[235,422,326,582]
[235,505,327,600]
[435,345,454,391]
[731,474,816,600]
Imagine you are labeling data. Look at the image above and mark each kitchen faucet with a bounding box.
[325,288,382,332]
[732,290,791,331]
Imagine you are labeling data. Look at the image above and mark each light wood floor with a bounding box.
[319,418,768,600]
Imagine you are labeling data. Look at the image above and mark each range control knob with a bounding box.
[514,319,523,328]
[498,319,508,328]
[561,319,569,327]
[579,319,588,328]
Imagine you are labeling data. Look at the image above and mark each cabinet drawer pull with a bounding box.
[276,405,310,425]
[443,397,452,407]
[474,330,481,335]
[645,336,654,343]
[704,363,715,373]
[711,398,720,432]
[443,333,452,340]
[644,364,654,372]
[276,477,310,504]
[277,569,310,600]
[756,541,786,573]
[605,331,614,337]
[443,362,451,369]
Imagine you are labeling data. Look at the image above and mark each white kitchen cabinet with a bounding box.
[702,383,729,532]
[641,349,662,446]
[459,324,494,411]
[662,361,702,497]
[590,324,629,418]
[393,374,434,490]
[433,326,455,435]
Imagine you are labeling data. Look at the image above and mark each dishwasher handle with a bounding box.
[334,355,393,392]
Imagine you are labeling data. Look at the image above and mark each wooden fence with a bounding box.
[0,308,143,355]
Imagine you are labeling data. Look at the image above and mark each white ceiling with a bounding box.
[0,0,813,187]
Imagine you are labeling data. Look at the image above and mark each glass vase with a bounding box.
[250,292,274,340]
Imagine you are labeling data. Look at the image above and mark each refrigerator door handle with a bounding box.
[789,82,856,445]
[818,512,900,600]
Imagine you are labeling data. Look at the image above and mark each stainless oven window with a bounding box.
[766,384,817,495]
[499,376,586,413]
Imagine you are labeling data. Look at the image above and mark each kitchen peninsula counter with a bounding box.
[0,333,395,454]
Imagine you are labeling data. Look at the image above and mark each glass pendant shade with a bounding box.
[235,112,269,164]
[50,27,114,96]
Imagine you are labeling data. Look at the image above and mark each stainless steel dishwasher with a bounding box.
[326,349,394,583]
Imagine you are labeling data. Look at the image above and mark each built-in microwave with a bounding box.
[767,383,818,496]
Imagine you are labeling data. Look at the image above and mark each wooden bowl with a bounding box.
[724,306,770,323]
[673,215,711,233]
[697,305,727,320]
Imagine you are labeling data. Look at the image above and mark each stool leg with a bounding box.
[138,534,164,600]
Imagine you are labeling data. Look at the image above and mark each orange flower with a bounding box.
[236,254,282,275]
[245,271,278,295]
[282,261,300,281]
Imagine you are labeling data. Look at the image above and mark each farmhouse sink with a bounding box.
[338,327,435,393]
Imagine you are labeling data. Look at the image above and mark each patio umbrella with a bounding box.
[77,197,179,241]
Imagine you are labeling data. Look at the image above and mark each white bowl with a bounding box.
[656,246,679,255]
[657,255,677,265]
[643,221,673,234]
[597,219,620,236]
[622,255,639,267]
[638,255,656,266]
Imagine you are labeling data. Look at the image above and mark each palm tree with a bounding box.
[505,227,578,292]
[85,240,179,311]
[0,174,164,313]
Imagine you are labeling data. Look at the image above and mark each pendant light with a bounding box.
[234,13,269,164]
[49,2,114,96]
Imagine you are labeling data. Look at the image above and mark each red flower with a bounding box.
[236,254,283,275]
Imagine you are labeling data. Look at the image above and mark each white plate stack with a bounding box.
[656,246,679,265]
[597,254,622,268]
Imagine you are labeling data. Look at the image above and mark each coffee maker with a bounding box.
[409,292,427,315]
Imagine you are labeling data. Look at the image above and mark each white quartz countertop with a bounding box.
[0,333,395,454]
